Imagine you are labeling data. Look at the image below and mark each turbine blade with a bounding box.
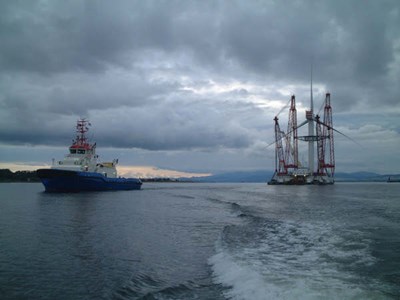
[331,127,363,147]
[266,120,307,148]
[316,119,363,147]
[276,98,292,117]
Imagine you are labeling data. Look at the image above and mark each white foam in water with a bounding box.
[209,249,347,300]
[209,250,286,300]
[209,221,384,300]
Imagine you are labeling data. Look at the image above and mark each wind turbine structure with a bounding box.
[268,73,335,185]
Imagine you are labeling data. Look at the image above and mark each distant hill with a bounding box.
[183,170,398,183]
[335,171,386,182]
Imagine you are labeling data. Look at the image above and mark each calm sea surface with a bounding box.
[0,182,399,299]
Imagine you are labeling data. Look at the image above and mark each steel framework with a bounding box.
[270,92,335,184]
[284,95,298,170]
[315,93,335,176]
[273,116,287,175]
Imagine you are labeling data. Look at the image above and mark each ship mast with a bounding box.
[70,118,95,152]
[76,119,89,147]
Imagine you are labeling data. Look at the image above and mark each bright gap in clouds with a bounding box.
[0,163,210,179]
[118,166,210,178]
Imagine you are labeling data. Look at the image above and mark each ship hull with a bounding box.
[37,169,142,192]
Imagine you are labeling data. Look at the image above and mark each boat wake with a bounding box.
[113,272,224,300]
[208,201,385,300]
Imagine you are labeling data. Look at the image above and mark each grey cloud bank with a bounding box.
[0,0,399,174]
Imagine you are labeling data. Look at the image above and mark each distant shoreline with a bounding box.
[0,169,40,182]
[0,169,398,183]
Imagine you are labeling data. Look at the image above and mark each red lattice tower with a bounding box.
[316,115,326,175]
[274,116,287,175]
[284,95,298,170]
[322,93,335,176]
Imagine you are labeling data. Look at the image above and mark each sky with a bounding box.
[0,0,399,177]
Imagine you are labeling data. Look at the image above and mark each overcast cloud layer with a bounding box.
[0,0,399,174]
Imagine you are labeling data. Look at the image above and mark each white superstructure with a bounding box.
[52,119,118,178]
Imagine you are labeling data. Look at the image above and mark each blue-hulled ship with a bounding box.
[37,119,142,192]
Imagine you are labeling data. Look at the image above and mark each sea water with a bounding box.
[0,182,399,299]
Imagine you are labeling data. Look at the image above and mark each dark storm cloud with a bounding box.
[0,92,260,151]
[0,0,399,155]
[217,1,400,111]
[1,1,399,77]
[90,97,262,150]
[0,0,222,73]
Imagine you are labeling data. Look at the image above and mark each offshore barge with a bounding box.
[268,78,335,185]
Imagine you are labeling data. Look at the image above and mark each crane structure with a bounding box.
[268,92,335,185]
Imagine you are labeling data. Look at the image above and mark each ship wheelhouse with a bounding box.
[69,143,95,156]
